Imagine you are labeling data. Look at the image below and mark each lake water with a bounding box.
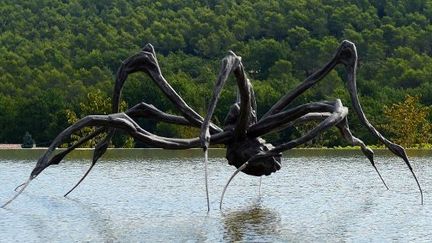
[1,149,432,242]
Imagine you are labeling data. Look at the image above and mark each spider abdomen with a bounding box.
[226,137,281,176]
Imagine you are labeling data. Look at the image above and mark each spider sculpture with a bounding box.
[2,40,423,209]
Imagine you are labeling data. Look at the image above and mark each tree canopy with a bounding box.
[1,0,431,147]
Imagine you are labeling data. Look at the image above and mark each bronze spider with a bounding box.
[2,40,422,209]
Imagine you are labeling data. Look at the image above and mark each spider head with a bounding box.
[226,137,282,176]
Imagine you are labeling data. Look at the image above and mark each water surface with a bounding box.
[0,149,431,242]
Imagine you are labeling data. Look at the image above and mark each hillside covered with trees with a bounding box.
[1,0,431,147]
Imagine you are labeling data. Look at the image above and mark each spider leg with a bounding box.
[127,102,190,125]
[260,40,367,119]
[36,113,208,175]
[88,44,222,204]
[335,116,388,190]
[65,94,188,168]
[87,101,193,168]
[62,102,194,197]
[339,41,422,204]
[62,43,220,203]
[280,111,388,190]
[48,127,107,166]
[2,112,232,208]
[113,43,222,132]
[220,99,348,208]
[249,101,336,137]
[200,51,254,148]
[260,48,341,119]
[260,40,422,204]
[84,100,193,191]
[200,51,256,210]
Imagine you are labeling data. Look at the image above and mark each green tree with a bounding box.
[21,131,35,148]
[1,0,432,147]
[382,95,431,147]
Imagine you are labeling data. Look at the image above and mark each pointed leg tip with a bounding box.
[379,179,389,190]
[1,178,32,208]
[14,183,24,192]
[63,187,77,198]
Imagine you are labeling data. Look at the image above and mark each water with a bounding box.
[0,149,431,242]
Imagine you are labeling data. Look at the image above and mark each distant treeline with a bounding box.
[1,0,431,147]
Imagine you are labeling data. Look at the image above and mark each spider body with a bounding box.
[225,137,281,176]
[223,102,281,176]
[2,40,423,209]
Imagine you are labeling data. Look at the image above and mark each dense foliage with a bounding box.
[382,95,431,147]
[1,0,431,147]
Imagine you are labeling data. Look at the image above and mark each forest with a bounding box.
[1,0,431,148]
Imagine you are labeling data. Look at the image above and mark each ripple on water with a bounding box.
[0,150,431,242]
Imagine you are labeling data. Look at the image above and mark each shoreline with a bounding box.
[1,147,431,151]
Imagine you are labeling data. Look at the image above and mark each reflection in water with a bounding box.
[65,197,117,242]
[223,199,281,242]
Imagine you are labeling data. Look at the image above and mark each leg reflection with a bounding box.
[222,200,281,242]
